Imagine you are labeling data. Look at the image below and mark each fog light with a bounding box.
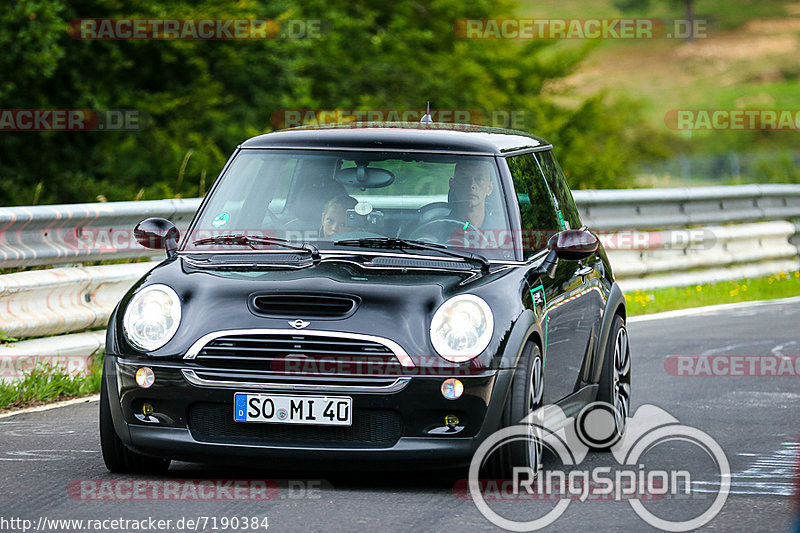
[142,403,154,416]
[441,378,464,400]
[135,367,155,388]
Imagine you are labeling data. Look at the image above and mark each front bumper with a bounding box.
[106,356,514,469]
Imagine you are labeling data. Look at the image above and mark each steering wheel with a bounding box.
[417,202,451,224]
[408,218,486,246]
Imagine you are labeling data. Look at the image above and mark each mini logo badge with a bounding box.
[289,319,310,329]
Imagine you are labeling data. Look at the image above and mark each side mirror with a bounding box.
[548,229,599,261]
[134,217,180,258]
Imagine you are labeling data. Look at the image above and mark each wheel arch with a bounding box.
[495,309,544,370]
[589,282,627,385]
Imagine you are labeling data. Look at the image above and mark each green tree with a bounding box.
[0,0,660,206]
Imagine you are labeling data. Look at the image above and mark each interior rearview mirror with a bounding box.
[335,165,395,189]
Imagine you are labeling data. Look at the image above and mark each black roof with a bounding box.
[239,122,551,155]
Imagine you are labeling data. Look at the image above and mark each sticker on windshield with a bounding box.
[211,212,229,228]
[556,209,567,230]
[354,201,373,216]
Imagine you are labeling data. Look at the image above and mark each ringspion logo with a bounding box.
[467,403,730,531]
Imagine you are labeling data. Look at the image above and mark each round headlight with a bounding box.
[122,284,181,352]
[430,294,493,363]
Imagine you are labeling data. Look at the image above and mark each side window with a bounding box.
[535,151,582,230]
[506,153,560,254]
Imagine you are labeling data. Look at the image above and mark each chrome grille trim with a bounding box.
[183,328,415,368]
[181,369,411,394]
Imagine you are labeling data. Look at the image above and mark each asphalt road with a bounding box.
[1,299,798,533]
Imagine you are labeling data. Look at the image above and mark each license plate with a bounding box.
[233,393,352,426]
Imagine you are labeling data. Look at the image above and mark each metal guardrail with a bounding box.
[2,185,799,267]
[574,184,800,229]
[0,262,156,338]
[1,185,799,267]
[0,198,200,268]
[1,185,800,375]
[0,331,105,381]
[608,221,800,291]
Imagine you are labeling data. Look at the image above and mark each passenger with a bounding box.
[320,195,358,237]
[448,160,495,229]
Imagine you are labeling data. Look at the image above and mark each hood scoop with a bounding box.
[249,293,359,318]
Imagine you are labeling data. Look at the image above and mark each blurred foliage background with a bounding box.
[1,0,798,206]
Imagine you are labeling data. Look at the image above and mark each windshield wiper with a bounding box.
[333,237,489,271]
[191,234,320,259]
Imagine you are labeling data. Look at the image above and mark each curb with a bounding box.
[0,394,100,419]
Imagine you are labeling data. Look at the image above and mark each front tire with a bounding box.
[483,342,544,478]
[100,365,171,474]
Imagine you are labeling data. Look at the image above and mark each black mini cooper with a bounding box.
[101,123,630,475]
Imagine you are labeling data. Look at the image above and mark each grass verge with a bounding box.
[628,270,800,315]
[0,353,103,412]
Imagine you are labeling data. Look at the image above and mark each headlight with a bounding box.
[122,284,181,351]
[430,294,493,363]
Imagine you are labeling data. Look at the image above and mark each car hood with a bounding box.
[114,255,525,367]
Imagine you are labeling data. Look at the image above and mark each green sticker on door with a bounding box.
[530,283,548,366]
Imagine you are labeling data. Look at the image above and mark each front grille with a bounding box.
[192,333,405,376]
[188,403,403,448]
[251,294,358,317]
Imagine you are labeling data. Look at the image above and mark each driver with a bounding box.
[448,159,494,229]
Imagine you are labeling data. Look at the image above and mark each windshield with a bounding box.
[185,149,516,261]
